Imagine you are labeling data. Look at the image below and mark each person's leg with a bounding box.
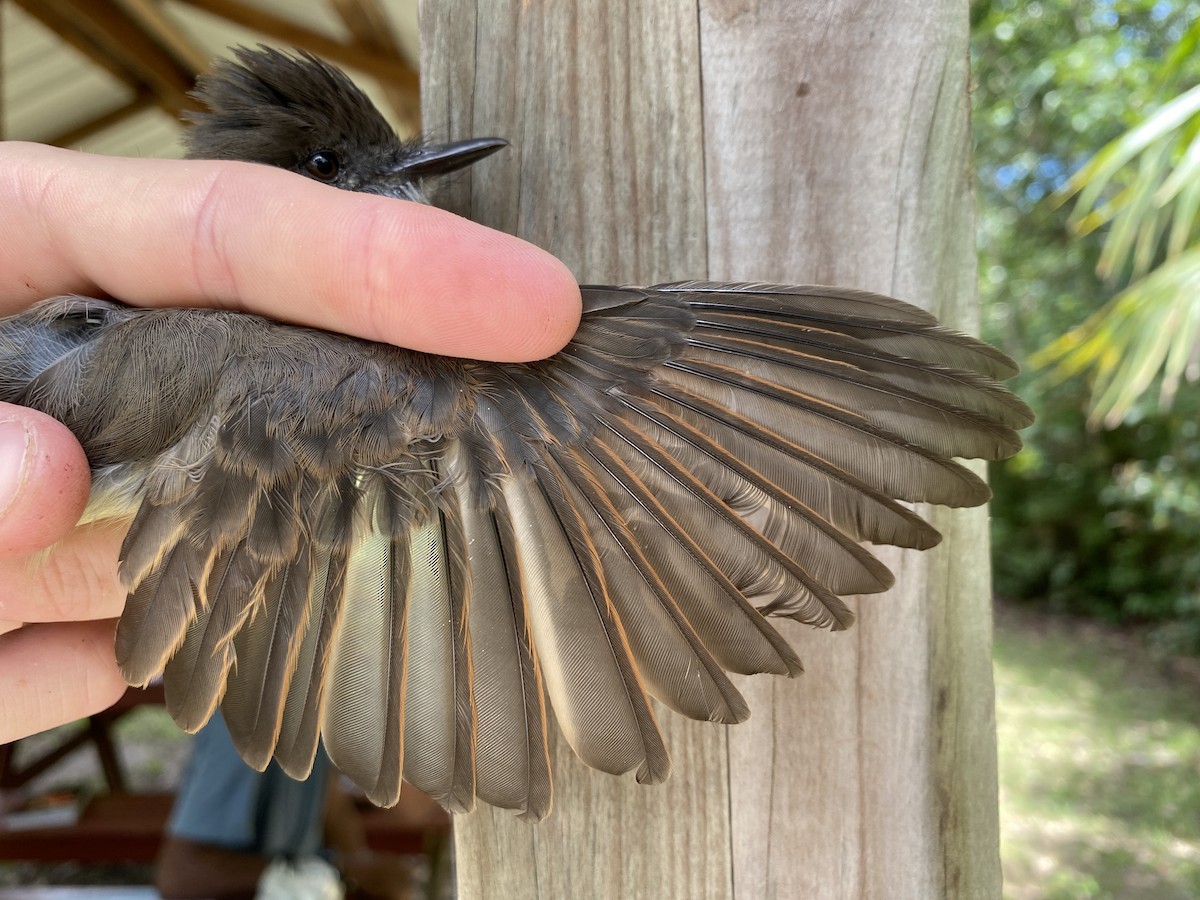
[154,835,268,900]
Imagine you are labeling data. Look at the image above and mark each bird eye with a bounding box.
[304,150,340,181]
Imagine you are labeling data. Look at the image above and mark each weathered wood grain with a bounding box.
[699,4,1000,897]
[422,4,731,896]
[420,1,1001,896]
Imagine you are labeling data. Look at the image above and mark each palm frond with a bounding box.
[1039,80,1200,427]
[1033,249,1200,428]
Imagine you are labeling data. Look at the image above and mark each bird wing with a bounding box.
[0,284,1030,818]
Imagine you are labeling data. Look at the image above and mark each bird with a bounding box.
[0,47,1032,819]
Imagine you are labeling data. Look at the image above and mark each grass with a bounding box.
[995,603,1200,899]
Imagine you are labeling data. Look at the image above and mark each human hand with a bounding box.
[0,141,580,743]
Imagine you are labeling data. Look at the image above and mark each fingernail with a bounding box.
[0,419,31,516]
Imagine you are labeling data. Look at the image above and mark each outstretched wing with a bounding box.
[0,283,1030,819]
[420,282,1029,817]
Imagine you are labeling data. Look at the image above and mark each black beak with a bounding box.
[391,137,508,179]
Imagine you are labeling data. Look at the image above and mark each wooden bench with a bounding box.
[0,687,451,891]
[0,889,159,899]
[0,685,167,798]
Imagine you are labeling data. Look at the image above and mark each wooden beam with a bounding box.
[13,0,199,115]
[425,4,725,894]
[47,94,156,147]
[11,0,136,93]
[54,0,200,111]
[172,0,418,90]
[116,0,211,73]
[329,0,419,133]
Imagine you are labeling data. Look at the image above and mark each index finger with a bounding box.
[0,142,581,363]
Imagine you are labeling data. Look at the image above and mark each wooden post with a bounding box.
[420,2,1002,897]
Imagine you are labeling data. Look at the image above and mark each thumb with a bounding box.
[0,404,91,557]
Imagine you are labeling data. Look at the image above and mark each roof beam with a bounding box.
[329,0,420,133]
[171,0,417,90]
[11,0,139,92]
[48,93,157,147]
[116,0,211,74]
[13,0,200,115]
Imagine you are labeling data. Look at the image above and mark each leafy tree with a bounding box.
[973,0,1200,646]
[1039,24,1200,427]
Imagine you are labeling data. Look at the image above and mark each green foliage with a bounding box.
[1038,54,1200,428]
[989,387,1200,629]
[973,0,1200,642]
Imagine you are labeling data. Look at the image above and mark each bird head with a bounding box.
[183,46,507,202]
